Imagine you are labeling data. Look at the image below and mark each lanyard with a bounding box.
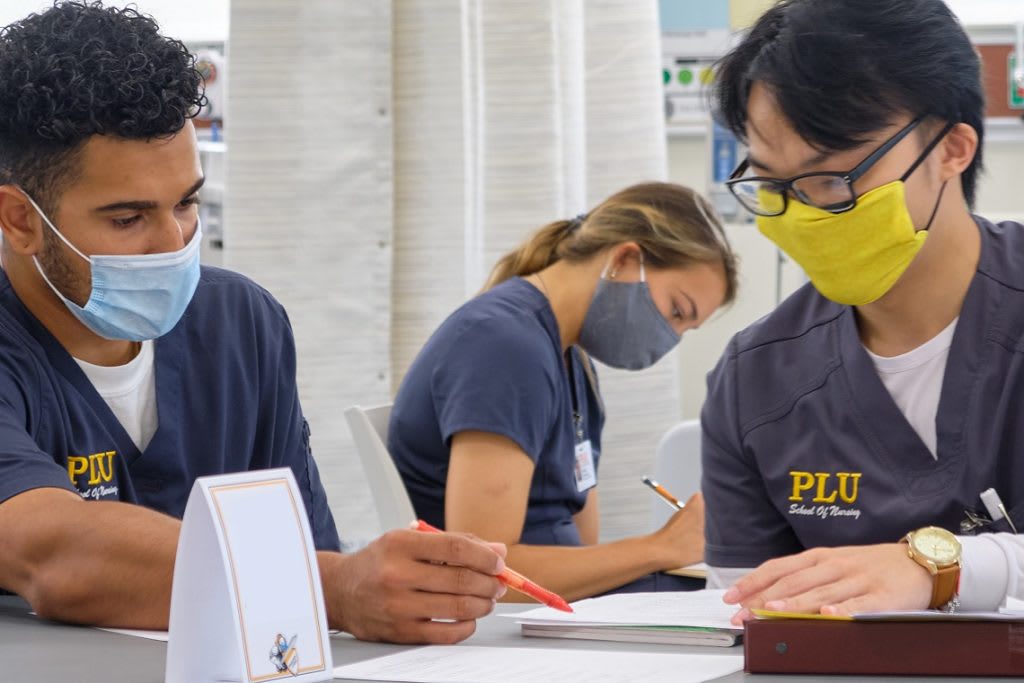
[566,351,584,442]
[567,348,604,442]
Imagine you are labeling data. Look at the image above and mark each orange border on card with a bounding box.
[210,478,327,681]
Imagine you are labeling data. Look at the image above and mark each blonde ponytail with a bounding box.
[483,218,577,290]
[482,183,738,304]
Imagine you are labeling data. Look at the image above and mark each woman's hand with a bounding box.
[648,492,705,569]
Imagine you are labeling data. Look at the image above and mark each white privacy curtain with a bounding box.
[228,0,679,542]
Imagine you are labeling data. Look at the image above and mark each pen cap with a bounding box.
[980,488,1005,521]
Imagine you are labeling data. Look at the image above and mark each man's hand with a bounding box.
[722,543,933,624]
[320,529,507,644]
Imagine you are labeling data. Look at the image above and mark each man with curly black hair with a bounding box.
[0,1,505,643]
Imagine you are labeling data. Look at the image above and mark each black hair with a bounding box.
[714,0,985,206]
[0,1,206,214]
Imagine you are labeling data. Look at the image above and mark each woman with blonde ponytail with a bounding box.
[389,182,738,600]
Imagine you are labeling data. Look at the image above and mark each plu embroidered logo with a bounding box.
[269,633,299,676]
[66,450,119,500]
[787,470,862,520]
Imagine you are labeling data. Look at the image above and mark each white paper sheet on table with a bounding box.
[31,612,170,643]
[96,627,169,642]
[94,627,345,642]
[506,589,737,629]
[332,645,743,683]
[1003,596,1024,613]
[852,609,1024,621]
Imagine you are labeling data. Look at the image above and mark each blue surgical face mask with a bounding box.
[577,253,681,370]
[26,194,202,342]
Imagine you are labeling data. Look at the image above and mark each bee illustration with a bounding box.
[269,633,299,675]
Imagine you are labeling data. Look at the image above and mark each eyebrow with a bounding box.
[748,149,832,176]
[92,177,206,213]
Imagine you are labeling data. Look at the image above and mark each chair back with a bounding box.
[343,404,416,532]
[649,419,702,530]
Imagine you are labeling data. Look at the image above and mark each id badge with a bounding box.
[574,440,597,492]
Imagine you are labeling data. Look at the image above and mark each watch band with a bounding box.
[930,564,960,609]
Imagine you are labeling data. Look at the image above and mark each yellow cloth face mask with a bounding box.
[756,181,927,306]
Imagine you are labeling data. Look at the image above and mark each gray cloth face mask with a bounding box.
[577,253,682,370]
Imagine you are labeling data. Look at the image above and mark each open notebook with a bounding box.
[505,589,742,647]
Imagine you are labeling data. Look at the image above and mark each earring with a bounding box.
[609,269,618,279]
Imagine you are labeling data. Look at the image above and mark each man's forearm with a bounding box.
[0,490,180,629]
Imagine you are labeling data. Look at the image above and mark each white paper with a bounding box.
[332,646,743,683]
[1002,596,1024,614]
[98,627,344,642]
[97,627,169,642]
[507,590,739,630]
[853,610,1024,622]
[97,627,345,642]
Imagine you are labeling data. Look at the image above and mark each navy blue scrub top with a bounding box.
[0,266,340,553]
[389,277,605,546]
[701,216,1024,568]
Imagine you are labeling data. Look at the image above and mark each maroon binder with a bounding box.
[744,618,1024,676]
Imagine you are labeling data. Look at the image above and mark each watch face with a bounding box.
[910,527,961,564]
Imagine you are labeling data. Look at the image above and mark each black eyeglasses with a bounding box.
[726,115,941,217]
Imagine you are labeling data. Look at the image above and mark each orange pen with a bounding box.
[413,519,573,613]
[642,476,685,511]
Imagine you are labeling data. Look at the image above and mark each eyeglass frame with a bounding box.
[725,115,952,217]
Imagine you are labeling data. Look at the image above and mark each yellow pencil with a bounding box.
[642,476,686,510]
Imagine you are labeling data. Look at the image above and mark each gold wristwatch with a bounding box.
[903,526,962,610]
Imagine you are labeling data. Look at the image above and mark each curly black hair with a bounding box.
[0,1,206,214]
